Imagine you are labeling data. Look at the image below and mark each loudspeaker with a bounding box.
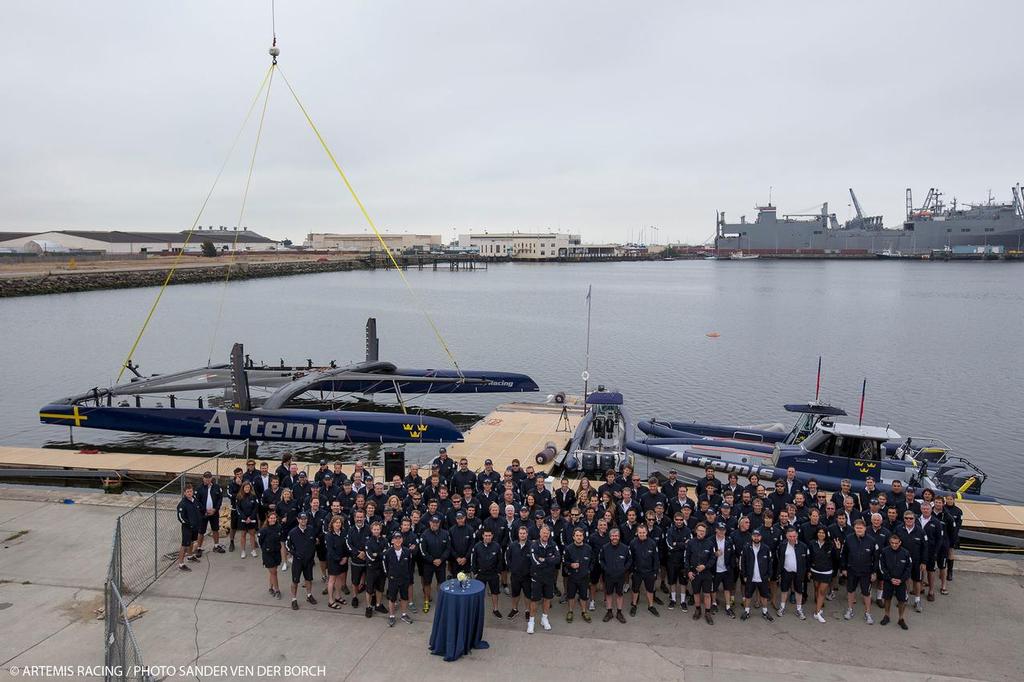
[383,447,406,482]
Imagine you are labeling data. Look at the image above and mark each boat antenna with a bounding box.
[583,285,592,399]
[858,378,867,427]
[815,356,822,401]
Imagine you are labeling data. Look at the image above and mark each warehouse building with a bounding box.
[0,228,280,254]
[305,232,442,252]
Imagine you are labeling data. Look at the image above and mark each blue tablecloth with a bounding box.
[428,578,489,661]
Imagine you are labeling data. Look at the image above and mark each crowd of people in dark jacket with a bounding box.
[176,447,962,631]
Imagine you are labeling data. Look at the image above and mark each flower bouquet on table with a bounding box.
[457,572,469,589]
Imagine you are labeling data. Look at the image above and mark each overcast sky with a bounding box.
[3,1,1022,244]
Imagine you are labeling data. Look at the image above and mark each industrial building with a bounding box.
[305,232,441,252]
[0,228,280,254]
[458,232,581,260]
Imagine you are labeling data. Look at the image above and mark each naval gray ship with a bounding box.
[715,185,1024,255]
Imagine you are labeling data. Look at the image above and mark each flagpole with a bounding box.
[583,285,592,400]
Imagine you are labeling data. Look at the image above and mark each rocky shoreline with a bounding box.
[0,259,370,298]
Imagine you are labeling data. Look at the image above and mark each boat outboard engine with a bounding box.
[933,463,985,495]
[535,442,557,465]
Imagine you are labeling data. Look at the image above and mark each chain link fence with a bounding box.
[103,445,244,682]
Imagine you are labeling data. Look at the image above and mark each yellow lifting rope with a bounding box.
[115,64,276,382]
[277,66,464,380]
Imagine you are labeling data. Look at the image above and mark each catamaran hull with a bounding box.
[38,405,464,444]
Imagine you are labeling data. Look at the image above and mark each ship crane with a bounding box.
[849,188,864,219]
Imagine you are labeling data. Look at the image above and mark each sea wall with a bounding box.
[0,259,369,298]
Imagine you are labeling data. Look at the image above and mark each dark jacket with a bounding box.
[419,528,452,563]
[257,523,282,556]
[195,483,224,514]
[808,540,838,573]
[471,540,503,576]
[529,540,561,580]
[685,536,715,575]
[346,523,371,566]
[664,524,691,561]
[895,523,928,564]
[177,496,202,530]
[775,540,810,577]
[236,495,260,524]
[879,545,912,583]
[505,540,532,577]
[384,546,415,583]
[919,515,946,562]
[740,542,774,582]
[842,533,878,575]
[326,530,349,564]
[448,524,475,561]
[600,541,632,578]
[629,537,659,574]
[562,542,594,580]
[363,534,388,568]
[286,524,317,561]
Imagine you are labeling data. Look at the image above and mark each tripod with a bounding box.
[556,405,572,433]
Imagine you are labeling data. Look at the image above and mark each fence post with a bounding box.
[116,517,123,593]
[153,496,158,584]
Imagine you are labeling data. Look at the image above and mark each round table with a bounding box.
[428,578,490,661]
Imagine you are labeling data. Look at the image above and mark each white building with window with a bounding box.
[305,232,441,253]
[0,228,280,254]
[457,232,580,260]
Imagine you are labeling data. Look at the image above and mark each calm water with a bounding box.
[0,260,1021,500]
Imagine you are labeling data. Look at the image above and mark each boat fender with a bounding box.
[554,392,566,404]
[535,442,557,465]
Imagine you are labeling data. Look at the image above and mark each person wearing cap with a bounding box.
[292,470,314,509]
[286,511,318,610]
[474,458,499,491]
[476,477,499,510]
[739,527,774,621]
[318,471,340,508]
[419,514,451,614]
[879,532,912,629]
[448,510,474,576]
[895,509,928,613]
[505,524,533,619]
[471,527,504,618]
[842,518,878,623]
[709,522,737,618]
[527,524,560,633]
[346,509,370,609]
[431,447,455,486]
[258,510,283,599]
[314,459,331,485]
[384,530,415,627]
[194,471,225,557]
[562,527,593,623]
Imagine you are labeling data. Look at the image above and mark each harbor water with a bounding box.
[0,260,1021,500]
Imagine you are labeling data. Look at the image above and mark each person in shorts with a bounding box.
[879,532,912,630]
[176,484,202,571]
[562,527,594,623]
[384,531,414,626]
[505,525,532,620]
[599,528,631,623]
[471,528,504,618]
[286,512,318,610]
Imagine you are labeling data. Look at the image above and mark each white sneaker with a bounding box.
[240,551,246,559]
[814,611,826,623]
[588,599,596,611]
[843,607,854,620]
[526,617,535,634]
[541,614,551,631]
[777,604,786,617]
[796,607,805,620]
[623,583,630,593]
[280,562,288,572]
[865,613,874,625]
[250,550,257,558]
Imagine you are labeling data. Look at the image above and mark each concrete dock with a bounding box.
[1,485,1022,681]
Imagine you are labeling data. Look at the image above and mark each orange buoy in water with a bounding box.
[705,332,721,338]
